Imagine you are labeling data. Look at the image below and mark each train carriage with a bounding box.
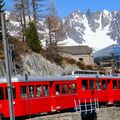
[76,74,120,105]
[0,74,120,119]
[0,75,78,118]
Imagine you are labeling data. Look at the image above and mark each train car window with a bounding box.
[0,87,4,100]
[96,80,101,90]
[90,80,94,90]
[20,86,27,98]
[68,84,72,93]
[43,85,49,96]
[36,86,42,97]
[55,85,60,95]
[61,84,67,94]
[113,80,117,89]
[82,80,88,90]
[72,84,77,93]
[102,80,107,90]
[118,80,120,89]
[29,86,34,97]
[13,87,16,99]
[5,87,16,99]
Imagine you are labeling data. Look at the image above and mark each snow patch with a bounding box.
[58,37,79,46]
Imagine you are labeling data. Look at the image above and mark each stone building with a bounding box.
[59,46,94,65]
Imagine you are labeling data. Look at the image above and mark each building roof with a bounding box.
[59,46,92,55]
[94,44,120,61]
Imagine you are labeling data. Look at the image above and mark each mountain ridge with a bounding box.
[62,9,118,51]
[6,10,120,51]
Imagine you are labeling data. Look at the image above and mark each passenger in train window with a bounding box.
[82,85,85,91]
[56,91,60,95]
[36,86,42,97]
[29,86,34,97]
[113,80,117,89]
[72,84,77,93]
[61,84,66,94]
[43,85,49,96]
[102,81,107,90]
[55,85,60,95]
[96,80,101,90]
[82,80,88,90]
[68,84,72,93]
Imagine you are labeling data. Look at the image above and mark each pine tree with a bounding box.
[25,21,42,53]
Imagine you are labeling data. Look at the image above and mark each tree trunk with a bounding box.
[32,0,37,24]
[26,0,31,22]
[21,0,26,41]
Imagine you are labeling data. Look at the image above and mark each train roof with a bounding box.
[0,75,78,83]
[0,74,119,83]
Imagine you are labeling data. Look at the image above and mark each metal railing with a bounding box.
[74,98,99,114]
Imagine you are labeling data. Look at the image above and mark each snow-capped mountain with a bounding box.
[62,10,119,51]
[6,10,120,51]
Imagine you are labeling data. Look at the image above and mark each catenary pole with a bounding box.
[1,12,15,120]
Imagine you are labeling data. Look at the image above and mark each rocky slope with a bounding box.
[0,52,80,76]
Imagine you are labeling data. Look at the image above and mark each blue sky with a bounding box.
[5,0,120,18]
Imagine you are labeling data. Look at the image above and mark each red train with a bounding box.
[0,74,120,118]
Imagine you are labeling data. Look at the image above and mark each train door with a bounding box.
[3,84,17,117]
[0,86,6,118]
[112,79,120,103]
[89,78,96,99]
[50,81,57,112]
[80,78,91,100]
[81,78,97,100]
[94,78,108,103]
[107,79,114,105]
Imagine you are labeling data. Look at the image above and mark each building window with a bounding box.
[79,58,83,61]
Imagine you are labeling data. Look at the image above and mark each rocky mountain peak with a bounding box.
[5,10,120,50]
